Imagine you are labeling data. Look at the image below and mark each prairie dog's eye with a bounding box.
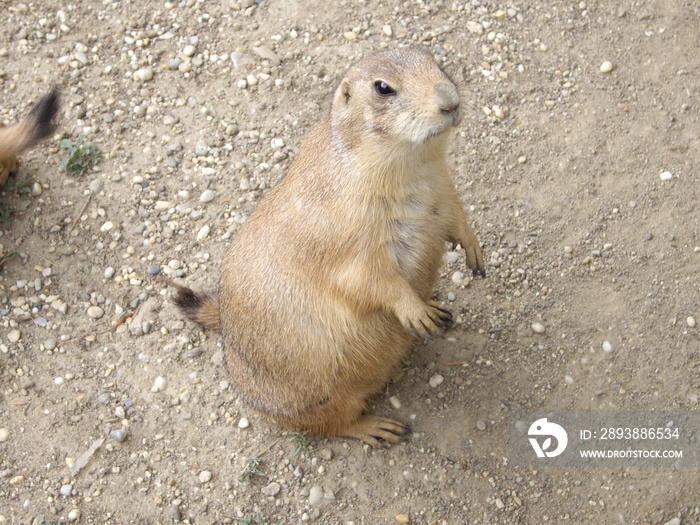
[374,80,396,97]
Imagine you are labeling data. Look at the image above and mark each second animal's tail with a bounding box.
[0,88,61,161]
[173,284,221,332]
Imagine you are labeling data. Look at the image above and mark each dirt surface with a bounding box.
[1,0,699,523]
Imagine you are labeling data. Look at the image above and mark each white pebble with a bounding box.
[262,482,281,496]
[199,189,215,203]
[688,317,696,328]
[382,25,393,36]
[152,376,167,392]
[659,171,673,181]
[493,105,505,119]
[531,322,545,334]
[466,21,484,34]
[444,251,460,264]
[7,330,21,343]
[602,341,613,352]
[183,44,196,57]
[451,271,465,286]
[100,221,114,232]
[54,377,64,385]
[238,417,250,429]
[135,67,154,82]
[308,485,324,505]
[87,306,104,319]
[68,509,81,521]
[198,470,212,483]
[389,396,402,409]
[599,61,614,73]
[429,374,444,388]
[197,225,211,241]
[104,267,115,279]
[0,428,9,442]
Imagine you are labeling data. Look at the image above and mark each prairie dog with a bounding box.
[0,89,60,185]
[175,48,485,445]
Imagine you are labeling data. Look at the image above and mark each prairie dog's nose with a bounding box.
[435,82,461,124]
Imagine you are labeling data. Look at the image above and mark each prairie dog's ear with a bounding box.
[334,80,351,107]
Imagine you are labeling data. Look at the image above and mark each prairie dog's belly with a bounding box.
[387,188,447,286]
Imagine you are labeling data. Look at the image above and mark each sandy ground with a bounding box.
[0,0,699,523]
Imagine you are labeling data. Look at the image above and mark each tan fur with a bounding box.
[0,89,60,185]
[174,48,485,445]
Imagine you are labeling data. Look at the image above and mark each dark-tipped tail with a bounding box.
[173,284,221,332]
[0,88,61,163]
[26,88,61,144]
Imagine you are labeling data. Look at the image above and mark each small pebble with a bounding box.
[444,251,460,264]
[89,178,104,193]
[7,329,21,343]
[135,67,154,82]
[104,267,115,279]
[238,417,250,429]
[602,341,613,352]
[531,322,545,334]
[194,141,209,156]
[87,306,104,319]
[183,44,196,57]
[147,264,161,275]
[197,225,211,240]
[262,482,281,496]
[110,429,127,442]
[199,189,215,203]
[389,396,402,409]
[44,338,57,351]
[198,470,212,483]
[428,374,444,388]
[152,376,167,392]
[493,105,505,119]
[687,317,696,328]
[451,271,465,286]
[60,484,73,497]
[495,498,505,509]
[319,448,333,460]
[600,61,614,73]
[476,420,487,431]
[0,428,9,442]
[395,514,410,524]
[100,221,114,232]
[68,509,81,521]
[659,171,673,181]
[308,485,323,505]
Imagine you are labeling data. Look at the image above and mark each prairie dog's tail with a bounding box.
[173,284,221,332]
[0,88,61,161]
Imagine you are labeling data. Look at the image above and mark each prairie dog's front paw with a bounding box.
[394,298,453,338]
[460,225,486,277]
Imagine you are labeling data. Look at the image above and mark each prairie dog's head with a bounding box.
[331,48,461,148]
